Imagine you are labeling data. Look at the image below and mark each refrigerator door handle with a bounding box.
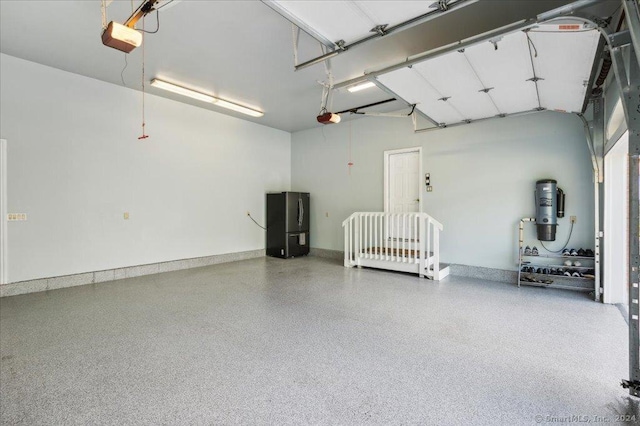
[298,198,304,228]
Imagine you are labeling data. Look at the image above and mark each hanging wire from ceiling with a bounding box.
[120,54,128,86]
[524,31,542,110]
[138,17,149,140]
[139,9,160,34]
[348,120,354,175]
[526,32,538,58]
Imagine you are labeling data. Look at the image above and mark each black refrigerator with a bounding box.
[266,192,310,258]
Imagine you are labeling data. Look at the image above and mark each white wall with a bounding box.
[0,54,291,283]
[291,112,595,271]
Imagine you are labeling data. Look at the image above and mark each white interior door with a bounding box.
[389,152,420,213]
[385,148,421,241]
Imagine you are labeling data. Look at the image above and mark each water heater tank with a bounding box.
[535,179,557,241]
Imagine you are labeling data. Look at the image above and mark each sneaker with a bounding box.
[564,270,571,276]
[532,246,539,256]
[550,268,558,275]
[564,260,573,266]
[572,271,582,278]
[542,268,550,275]
[570,248,578,256]
[524,246,532,255]
[562,248,571,256]
[573,261,582,267]
[577,248,586,256]
[585,249,594,257]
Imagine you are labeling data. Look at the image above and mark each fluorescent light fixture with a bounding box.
[347,82,376,93]
[150,79,215,103]
[150,79,264,117]
[214,99,264,118]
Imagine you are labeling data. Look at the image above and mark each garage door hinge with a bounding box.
[621,379,640,393]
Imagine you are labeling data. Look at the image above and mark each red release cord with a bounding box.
[348,121,354,173]
[138,17,149,140]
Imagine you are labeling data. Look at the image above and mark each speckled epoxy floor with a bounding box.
[0,256,636,425]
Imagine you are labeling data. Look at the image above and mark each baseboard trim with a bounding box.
[448,264,517,284]
[0,249,265,298]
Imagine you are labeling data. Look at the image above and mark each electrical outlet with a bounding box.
[124,212,130,220]
[7,213,27,221]
[570,216,577,223]
[426,186,433,192]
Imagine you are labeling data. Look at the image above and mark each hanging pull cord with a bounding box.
[101,0,108,30]
[138,17,149,140]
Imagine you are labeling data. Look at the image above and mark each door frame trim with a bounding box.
[383,147,423,214]
[0,139,7,285]
[603,131,629,304]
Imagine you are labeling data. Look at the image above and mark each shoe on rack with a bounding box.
[562,248,571,256]
[564,270,572,276]
[585,249,594,257]
[573,260,582,267]
[524,246,532,255]
[564,260,573,267]
[572,271,582,278]
[550,268,558,275]
[577,248,586,256]
[570,248,578,256]
[532,246,539,256]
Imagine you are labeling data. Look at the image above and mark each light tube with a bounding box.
[214,99,264,118]
[150,79,264,117]
[150,79,215,103]
[347,82,376,93]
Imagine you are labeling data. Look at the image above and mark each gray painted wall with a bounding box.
[291,112,595,271]
[0,54,291,283]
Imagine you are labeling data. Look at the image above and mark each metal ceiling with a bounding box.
[0,0,622,133]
